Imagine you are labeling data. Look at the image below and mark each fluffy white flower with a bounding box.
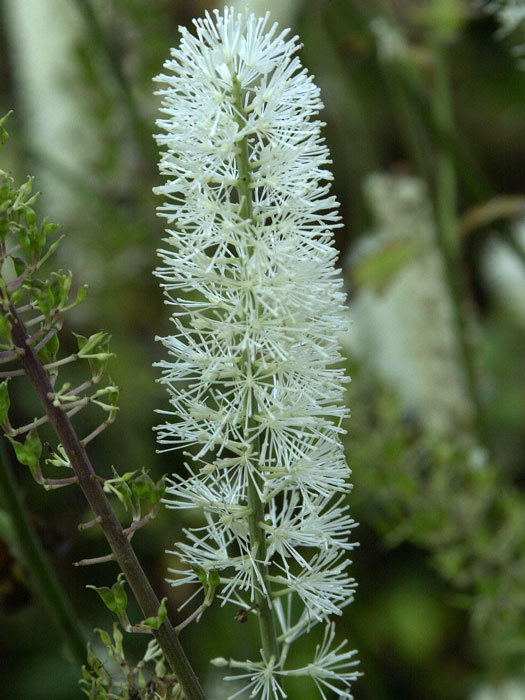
[370,16,408,62]
[470,678,525,700]
[344,173,475,441]
[211,623,360,700]
[482,218,525,325]
[482,0,525,66]
[484,0,525,36]
[154,6,357,697]
[288,623,360,699]
[213,653,286,700]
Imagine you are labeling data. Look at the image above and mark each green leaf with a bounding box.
[353,239,424,291]
[137,598,168,631]
[154,475,166,503]
[37,297,51,318]
[26,431,42,460]
[74,332,87,353]
[115,481,132,509]
[87,574,128,618]
[0,219,8,239]
[13,177,33,209]
[31,223,47,259]
[112,623,123,652]
[44,280,55,309]
[37,233,64,269]
[87,585,117,613]
[104,473,133,510]
[38,331,59,364]
[50,271,72,309]
[10,290,22,306]
[0,314,12,345]
[108,386,119,408]
[85,643,99,670]
[95,628,111,648]
[74,331,107,356]
[111,575,128,616]
[0,111,12,145]
[7,430,42,478]
[191,565,207,586]
[119,470,137,482]
[139,616,160,631]
[0,380,10,429]
[131,472,156,503]
[74,284,88,306]
[18,227,31,258]
[208,570,220,590]
[43,221,58,237]
[47,332,59,357]
[23,204,36,228]
[11,256,26,277]
[157,597,167,624]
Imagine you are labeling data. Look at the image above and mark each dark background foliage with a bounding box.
[0,1,524,698]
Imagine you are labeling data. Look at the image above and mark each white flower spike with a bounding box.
[154,6,359,697]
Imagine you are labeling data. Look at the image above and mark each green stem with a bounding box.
[380,57,432,185]
[431,46,491,453]
[404,58,492,203]
[232,76,253,222]
[6,306,206,700]
[231,74,280,664]
[246,473,280,662]
[0,440,87,665]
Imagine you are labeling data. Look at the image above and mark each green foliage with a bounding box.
[136,598,167,632]
[346,359,525,667]
[88,574,129,621]
[6,430,42,479]
[80,625,182,700]
[0,308,12,345]
[0,112,12,145]
[87,575,168,634]
[102,467,164,526]
[0,115,171,694]
[0,378,10,429]
[132,473,165,506]
[2,1,525,697]
[352,238,425,291]
[0,115,121,486]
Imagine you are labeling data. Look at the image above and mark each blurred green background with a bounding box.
[1,0,525,698]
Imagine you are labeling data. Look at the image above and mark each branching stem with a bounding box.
[6,305,206,700]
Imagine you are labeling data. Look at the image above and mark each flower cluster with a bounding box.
[484,0,525,37]
[344,173,475,442]
[154,7,358,697]
[482,217,525,326]
[482,0,525,67]
[470,678,525,700]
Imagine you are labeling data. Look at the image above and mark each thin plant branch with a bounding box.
[6,304,206,700]
[430,45,492,454]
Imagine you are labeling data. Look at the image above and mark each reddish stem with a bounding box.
[7,305,206,700]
